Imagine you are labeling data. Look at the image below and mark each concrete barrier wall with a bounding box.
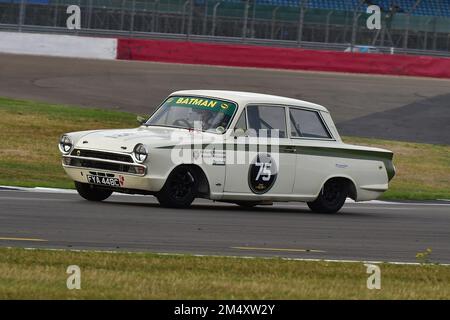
[117,38,450,79]
[0,31,117,60]
[2,31,450,79]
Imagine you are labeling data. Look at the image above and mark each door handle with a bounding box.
[285,146,297,153]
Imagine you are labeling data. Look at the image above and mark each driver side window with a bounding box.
[246,105,286,138]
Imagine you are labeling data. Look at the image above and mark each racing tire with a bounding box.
[156,166,198,208]
[307,179,349,214]
[75,181,113,202]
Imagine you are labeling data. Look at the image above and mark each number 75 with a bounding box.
[255,162,272,181]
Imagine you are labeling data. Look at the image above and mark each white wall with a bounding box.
[0,32,117,60]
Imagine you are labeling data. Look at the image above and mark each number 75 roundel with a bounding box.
[248,153,278,194]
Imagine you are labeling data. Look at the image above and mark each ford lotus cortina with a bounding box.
[59,90,395,213]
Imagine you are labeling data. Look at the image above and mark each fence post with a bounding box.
[211,1,221,36]
[325,10,333,43]
[120,0,126,30]
[403,14,410,48]
[152,0,160,33]
[432,17,437,51]
[297,0,306,46]
[181,0,189,34]
[18,0,26,31]
[242,0,250,41]
[350,13,361,51]
[447,34,450,52]
[187,0,194,39]
[423,18,431,50]
[350,1,367,51]
[250,0,256,38]
[271,7,279,40]
[130,0,136,32]
[380,18,386,46]
[53,0,59,27]
[87,0,93,30]
[404,0,422,49]
[202,0,208,35]
[75,0,81,35]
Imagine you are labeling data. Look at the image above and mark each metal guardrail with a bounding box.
[2,23,449,58]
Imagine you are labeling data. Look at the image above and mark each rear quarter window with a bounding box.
[289,108,331,139]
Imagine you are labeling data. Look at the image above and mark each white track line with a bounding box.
[8,246,450,267]
[0,186,77,194]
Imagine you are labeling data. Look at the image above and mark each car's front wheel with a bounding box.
[75,182,113,201]
[307,179,349,214]
[156,166,198,208]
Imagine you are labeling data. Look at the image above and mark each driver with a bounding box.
[193,108,216,130]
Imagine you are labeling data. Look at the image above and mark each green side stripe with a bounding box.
[156,144,395,181]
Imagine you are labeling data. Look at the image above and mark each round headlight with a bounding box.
[133,143,148,163]
[58,135,73,154]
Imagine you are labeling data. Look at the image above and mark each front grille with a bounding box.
[69,158,131,173]
[71,149,133,163]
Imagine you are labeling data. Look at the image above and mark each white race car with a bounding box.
[59,90,395,213]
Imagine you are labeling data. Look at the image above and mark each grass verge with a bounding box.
[1,247,449,299]
[343,136,450,200]
[0,97,448,199]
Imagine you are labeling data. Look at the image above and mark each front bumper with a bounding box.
[61,150,168,193]
[62,165,168,193]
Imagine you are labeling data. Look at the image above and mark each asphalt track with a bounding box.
[0,53,449,144]
[1,189,449,264]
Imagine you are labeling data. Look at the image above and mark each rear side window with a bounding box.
[247,105,286,138]
[289,108,331,139]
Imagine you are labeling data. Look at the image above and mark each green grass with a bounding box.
[0,247,449,299]
[343,136,450,200]
[0,97,137,189]
[0,97,448,199]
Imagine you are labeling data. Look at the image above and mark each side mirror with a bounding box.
[136,115,147,125]
[233,128,246,137]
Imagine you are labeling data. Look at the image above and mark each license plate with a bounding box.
[87,175,120,187]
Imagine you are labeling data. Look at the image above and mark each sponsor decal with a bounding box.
[166,96,237,117]
[175,97,218,108]
[192,150,200,160]
[248,153,278,194]
[104,132,134,138]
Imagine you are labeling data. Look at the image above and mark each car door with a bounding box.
[224,104,296,196]
[288,107,336,197]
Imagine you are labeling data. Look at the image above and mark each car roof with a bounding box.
[170,90,329,113]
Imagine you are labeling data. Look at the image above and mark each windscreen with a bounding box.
[146,96,237,134]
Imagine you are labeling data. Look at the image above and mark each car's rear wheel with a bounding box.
[307,179,349,213]
[156,166,198,208]
[75,181,113,201]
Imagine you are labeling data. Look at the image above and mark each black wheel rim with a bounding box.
[169,170,195,200]
[322,181,342,205]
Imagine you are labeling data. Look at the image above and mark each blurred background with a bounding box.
[0,0,449,56]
